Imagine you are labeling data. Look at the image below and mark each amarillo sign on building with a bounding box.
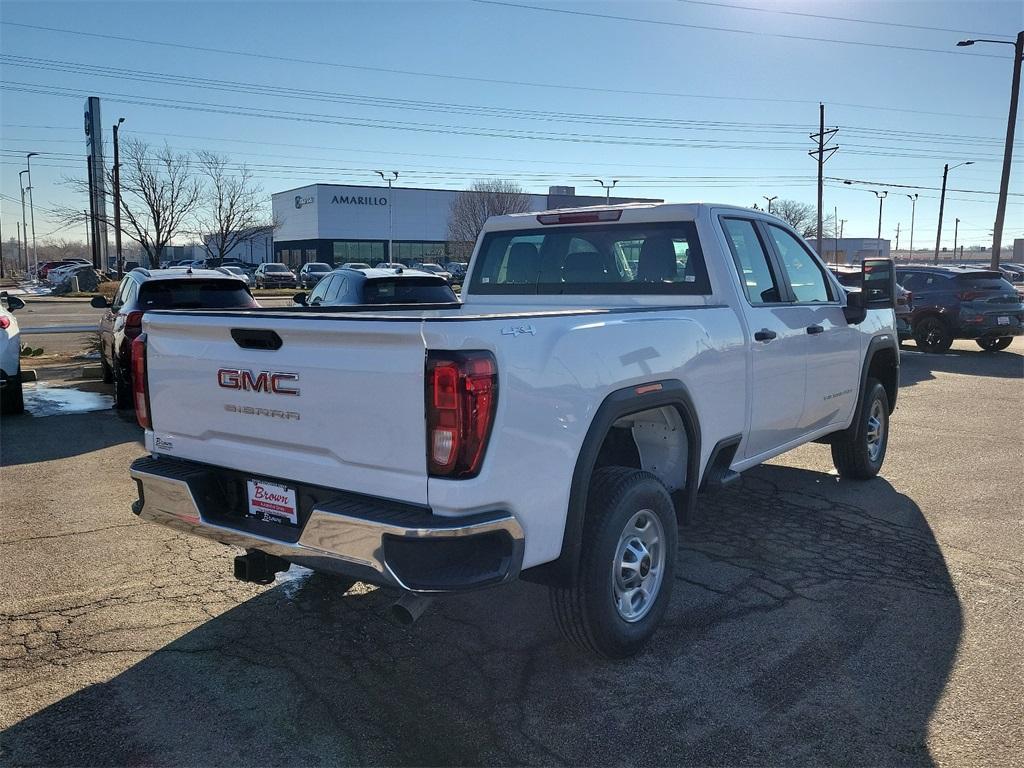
[271,183,660,266]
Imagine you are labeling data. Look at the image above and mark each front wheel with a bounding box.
[831,378,889,480]
[976,336,1013,352]
[550,467,677,658]
[913,317,953,353]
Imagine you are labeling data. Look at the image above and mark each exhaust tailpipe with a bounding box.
[390,592,434,625]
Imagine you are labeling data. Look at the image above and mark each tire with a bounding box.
[976,336,1013,352]
[1,367,25,415]
[831,377,890,480]
[550,467,677,659]
[113,362,133,410]
[100,356,114,384]
[913,316,953,353]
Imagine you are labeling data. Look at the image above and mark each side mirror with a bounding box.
[293,292,308,306]
[862,258,896,309]
[843,289,867,325]
[90,295,110,309]
[4,294,26,312]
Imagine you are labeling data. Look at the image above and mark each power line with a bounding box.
[472,0,1012,59]
[674,0,1013,38]
[829,176,1022,197]
[0,20,1010,122]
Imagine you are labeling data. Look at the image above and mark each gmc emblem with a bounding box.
[217,369,300,396]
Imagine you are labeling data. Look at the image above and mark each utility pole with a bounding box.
[958,31,1024,269]
[906,193,918,257]
[833,205,838,263]
[895,222,901,252]
[763,195,777,213]
[934,161,972,263]
[809,103,839,257]
[26,152,38,281]
[112,118,125,278]
[375,171,398,262]
[873,190,887,257]
[953,218,960,259]
[839,219,846,239]
[16,222,22,275]
[595,178,619,203]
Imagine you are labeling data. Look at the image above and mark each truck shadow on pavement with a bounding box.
[899,342,1023,388]
[2,464,960,767]
[0,410,143,467]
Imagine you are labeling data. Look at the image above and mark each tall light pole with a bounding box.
[934,160,973,263]
[953,218,960,259]
[763,195,777,214]
[958,32,1023,269]
[375,170,398,263]
[26,152,38,280]
[594,178,618,203]
[839,219,847,239]
[873,190,887,256]
[112,118,125,277]
[906,193,918,257]
[18,170,29,277]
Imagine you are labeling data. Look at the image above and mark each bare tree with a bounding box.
[192,152,275,266]
[769,199,835,240]
[115,139,202,268]
[447,179,532,254]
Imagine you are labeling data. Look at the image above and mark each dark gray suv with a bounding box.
[895,266,1023,352]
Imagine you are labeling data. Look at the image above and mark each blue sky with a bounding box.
[1,0,1021,250]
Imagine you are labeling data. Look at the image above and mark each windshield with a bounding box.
[306,263,331,272]
[265,264,289,272]
[470,221,709,295]
[361,277,457,304]
[139,280,256,309]
[417,264,443,273]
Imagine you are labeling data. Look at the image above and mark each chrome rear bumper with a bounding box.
[130,456,524,593]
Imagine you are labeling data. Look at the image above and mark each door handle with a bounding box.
[753,329,777,342]
[806,324,825,335]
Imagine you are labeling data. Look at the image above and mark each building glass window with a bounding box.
[333,241,385,265]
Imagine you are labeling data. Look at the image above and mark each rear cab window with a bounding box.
[139,280,255,309]
[361,277,457,304]
[468,221,710,295]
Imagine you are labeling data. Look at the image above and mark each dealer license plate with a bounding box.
[246,479,298,526]
[997,316,1010,325]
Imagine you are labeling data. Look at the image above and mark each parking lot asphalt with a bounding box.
[1,339,1021,767]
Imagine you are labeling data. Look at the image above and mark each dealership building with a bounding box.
[271,184,661,267]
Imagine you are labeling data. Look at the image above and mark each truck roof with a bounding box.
[483,202,756,231]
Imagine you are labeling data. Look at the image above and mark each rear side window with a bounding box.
[361,277,457,304]
[139,280,255,309]
[469,222,710,295]
[721,218,782,304]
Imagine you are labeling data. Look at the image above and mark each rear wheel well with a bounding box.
[867,347,898,413]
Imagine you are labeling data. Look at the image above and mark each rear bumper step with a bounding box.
[129,456,524,593]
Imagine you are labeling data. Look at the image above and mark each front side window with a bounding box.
[469,222,709,295]
[721,218,782,305]
[308,275,335,305]
[766,225,833,303]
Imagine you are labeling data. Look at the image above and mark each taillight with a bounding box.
[537,209,622,225]
[124,310,144,338]
[425,351,497,478]
[131,333,150,429]
[0,316,9,330]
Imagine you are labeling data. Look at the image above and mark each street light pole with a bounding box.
[763,195,777,213]
[375,170,399,263]
[18,170,29,277]
[933,161,973,263]
[953,218,960,258]
[112,118,125,278]
[26,152,38,281]
[958,32,1023,269]
[906,193,918,256]
[594,178,619,203]
[873,190,887,257]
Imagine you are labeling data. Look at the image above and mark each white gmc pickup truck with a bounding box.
[128,203,899,657]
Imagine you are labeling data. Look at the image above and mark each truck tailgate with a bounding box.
[143,311,428,504]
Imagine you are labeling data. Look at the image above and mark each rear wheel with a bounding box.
[913,317,953,353]
[976,336,1013,352]
[1,367,25,415]
[113,362,133,410]
[550,467,677,658]
[831,378,889,480]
